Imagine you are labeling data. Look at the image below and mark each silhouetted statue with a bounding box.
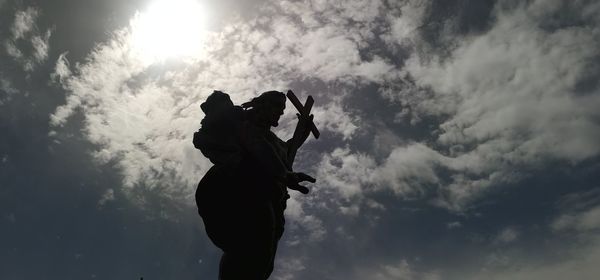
[194,90,319,279]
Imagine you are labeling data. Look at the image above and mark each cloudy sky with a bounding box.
[2,0,600,279]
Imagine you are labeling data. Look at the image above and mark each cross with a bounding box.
[286,90,320,139]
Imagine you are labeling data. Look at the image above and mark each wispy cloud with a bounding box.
[403,1,600,210]
[50,0,600,223]
[468,190,600,280]
[311,0,600,211]
[97,188,115,208]
[20,0,600,279]
[11,7,38,39]
[370,259,440,280]
[553,189,600,232]
[4,7,52,71]
[493,227,519,244]
[0,76,18,105]
[50,52,71,84]
[49,0,393,209]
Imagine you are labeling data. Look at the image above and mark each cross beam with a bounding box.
[286,90,320,139]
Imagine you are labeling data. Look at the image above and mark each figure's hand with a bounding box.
[288,184,310,194]
[285,172,316,194]
[295,172,316,183]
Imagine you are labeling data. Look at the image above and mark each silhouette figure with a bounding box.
[194,90,318,279]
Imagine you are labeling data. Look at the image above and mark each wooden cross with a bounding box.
[286,90,320,139]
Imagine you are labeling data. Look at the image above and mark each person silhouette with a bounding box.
[194,90,315,279]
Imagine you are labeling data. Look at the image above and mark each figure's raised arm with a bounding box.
[285,90,319,166]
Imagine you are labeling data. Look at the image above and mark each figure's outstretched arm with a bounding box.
[285,90,319,167]
[286,113,313,167]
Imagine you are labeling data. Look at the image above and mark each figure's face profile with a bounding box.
[269,101,285,127]
[252,91,286,127]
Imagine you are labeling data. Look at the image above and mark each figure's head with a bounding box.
[243,91,286,127]
[201,90,233,115]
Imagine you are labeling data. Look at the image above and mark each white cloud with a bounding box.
[272,255,306,280]
[365,259,440,280]
[50,27,206,200]
[373,143,447,197]
[473,244,600,280]
[50,0,391,207]
[456,187,600,280]
[49,0,600,220]
[553,206,600,232]
[97,188,115,207]
[382,0,430,48]
[50,52,71,84]
[378,260,414,280]
[312,100,359,140]
[299,0,600,215]
[317,147,376,199]
[410,2,600,158]
[447,221,461,229]
[11,7,38,39]
[285,195,327,241]
[315,143,450,205]
[370,0,600,210]
[0,76,18,105]
[264,0,398,84]
[4,7,52,71]
[494,227,519,244]
[31,30,51,62]
[552,190,600,232]
[315,143,454,214]
[4,40,23,58]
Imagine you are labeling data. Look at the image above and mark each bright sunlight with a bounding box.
[131,0,208,63]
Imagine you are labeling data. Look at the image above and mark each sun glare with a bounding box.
[131,0,208,63]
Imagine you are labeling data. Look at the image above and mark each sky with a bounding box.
[1,0,600,279]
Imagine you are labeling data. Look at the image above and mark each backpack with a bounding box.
[193,91,244,165]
